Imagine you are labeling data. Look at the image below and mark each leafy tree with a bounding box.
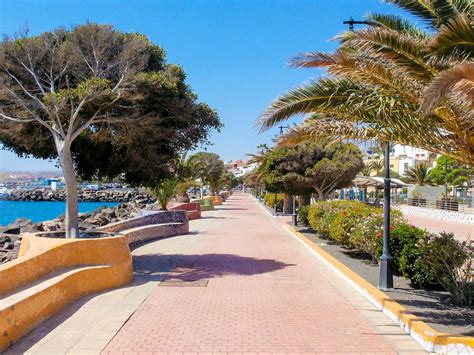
[0,24,220,237]
[192,152,225,195]
[263,141,363,200]
[403,162,433,186]
[430,156,474,190]
[257,0,474,165]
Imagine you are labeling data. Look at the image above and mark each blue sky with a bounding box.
[0,0,407,171]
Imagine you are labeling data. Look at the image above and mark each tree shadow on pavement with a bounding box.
[132,253,295,283]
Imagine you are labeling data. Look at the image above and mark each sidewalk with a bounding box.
[8,193,425,354]
[403,214,472,241]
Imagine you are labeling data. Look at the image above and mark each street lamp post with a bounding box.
[343,17,393,290]
[292,195,297,226]
[277,125,297,223]
[378,142,393,290]
[445,156,449,198]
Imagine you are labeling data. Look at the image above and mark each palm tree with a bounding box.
[173,153,208,202]
[404,162,433,186]
[257,0,474,165]
[151,178,179,210]
[361,160,385,176]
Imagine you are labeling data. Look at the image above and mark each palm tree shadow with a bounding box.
[132,253,295,283]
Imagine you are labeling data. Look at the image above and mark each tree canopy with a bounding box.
[262,141,363,200]
[0,23,221,237]
[0,25,221,188]
[430,156,474,188]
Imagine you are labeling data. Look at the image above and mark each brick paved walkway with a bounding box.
[103,193,424,354]
[403,214,473,241]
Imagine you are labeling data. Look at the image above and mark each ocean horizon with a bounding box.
[0,200,119,226]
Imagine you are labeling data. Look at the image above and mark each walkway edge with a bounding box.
[283,223,474,354]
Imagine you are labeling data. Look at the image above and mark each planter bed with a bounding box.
[295,225,474,337]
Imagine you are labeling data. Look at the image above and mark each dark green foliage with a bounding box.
[298,205,310,225]
[415,233,473,305]
[263,141,363,199]
[0,24,222,187]
[388,223,431,281]
[429,156,473,189]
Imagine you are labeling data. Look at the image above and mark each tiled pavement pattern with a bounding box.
[7,193,426,354]
[403,214,473,241]
[104,193,425,354]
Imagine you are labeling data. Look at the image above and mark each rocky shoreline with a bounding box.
[0,198,153,264]
[0,188,147,202]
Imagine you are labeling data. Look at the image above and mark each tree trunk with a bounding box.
[298,195,311,207]
[56,139,79,238]
[314,187,326,201]
[283,193,293,214]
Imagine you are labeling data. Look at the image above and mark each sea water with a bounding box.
[0,200,118,226]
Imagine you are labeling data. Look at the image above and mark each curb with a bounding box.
[284,223,474,354]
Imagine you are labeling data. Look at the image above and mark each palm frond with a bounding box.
[337,28,437,80]
[276,116,383,147]
[257,78,360,132]
[429,14,474,59]
[422,61,474,114]
[367,13,429,38]
[288,51,338,68]
[384,0,438,27]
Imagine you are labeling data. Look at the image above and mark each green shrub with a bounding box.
[298,205,310,225]
[415,233,473,305]
[263,193,283,209]
[393,223,431,284]
[308,201,343,238]
[329,202,373,248]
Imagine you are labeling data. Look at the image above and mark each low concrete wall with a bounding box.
[204,195,223,205]
[168,202,201,220]
[0,210,190,351]
[0,234,132,296]
[192,198,215,211]
[123,222,188,248]
[204,195,222,206]
[0,235,132,351]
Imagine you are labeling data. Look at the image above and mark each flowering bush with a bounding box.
[348,209,404,262]
[329,202,373,248]
[308,200,360,239]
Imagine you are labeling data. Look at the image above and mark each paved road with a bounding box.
[8,193,425,354]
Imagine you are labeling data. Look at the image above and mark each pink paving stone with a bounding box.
[103,193,397,354]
